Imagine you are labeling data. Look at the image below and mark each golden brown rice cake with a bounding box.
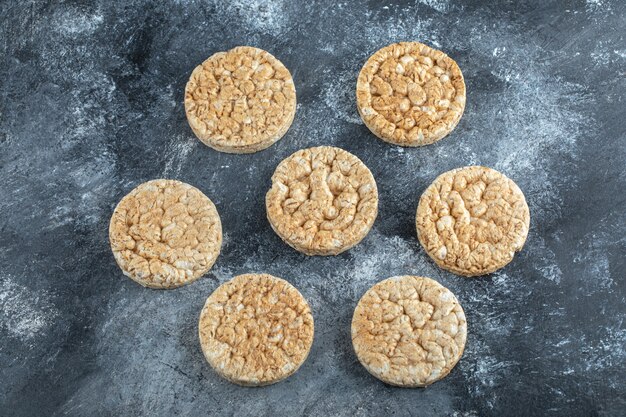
[198,273,314,386]
[266,146,378,255]
[352,275,466,387]
[185,46,296,153]
[416,166,530,276]
[356,41,465,146]
[109,179,222,289]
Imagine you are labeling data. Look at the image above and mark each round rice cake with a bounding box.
[198,273,314,386]
[184,46,297,153]
[109,179,222,289]
[352,275,466,387]
[356,41,466,146]
[265,146,378,256]
[416,166,530,276]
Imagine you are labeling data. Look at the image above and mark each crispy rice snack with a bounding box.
[356,42,465,146]
[109,179,222,289]
[185,46,296,153]
[199,273,314,386]
[266,146,378,255]
[352,275,466,387]
[416,166,530,276]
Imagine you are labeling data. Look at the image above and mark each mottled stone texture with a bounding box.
[0,1,625,416]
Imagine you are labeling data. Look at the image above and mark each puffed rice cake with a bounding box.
[356,41,466,146]
[185,46,296,153]
[109,179,222,289]
[265,146,378,256]
[352,275,467,387]
[416,166,530,276]
[198,273,314,386]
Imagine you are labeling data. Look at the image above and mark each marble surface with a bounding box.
[1,0,625,416]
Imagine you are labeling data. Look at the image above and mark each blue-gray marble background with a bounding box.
[1,1,625,416]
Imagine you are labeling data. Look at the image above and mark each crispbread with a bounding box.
[416,166,530,276]
[352,275,466,387]
[198,273,314,386]
[109,179,222,289]
[356,42,465,146]
[185,46,296,153]
[265,146,378,255]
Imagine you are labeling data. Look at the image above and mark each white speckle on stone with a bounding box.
[56,10,103,35]
[591,50,611,66]
[209,264,235,283]
[539,263,563,284]
[529,236,563,284]
[0,276,58,343]
[492,46,506,57]
[361,15,435,49]
[416,0,451,13]
[461,346,520,410]
[591,42,626,67]
[585,0,613,16]
[572,229,615,291]
[586,0,603,8]
[339,231,447,302]
[163,134,199,176]
[322,68,363,125]
[221,0,289,34]
[584,327,626,371]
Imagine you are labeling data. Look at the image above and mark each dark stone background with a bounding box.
[1,0,625,416]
